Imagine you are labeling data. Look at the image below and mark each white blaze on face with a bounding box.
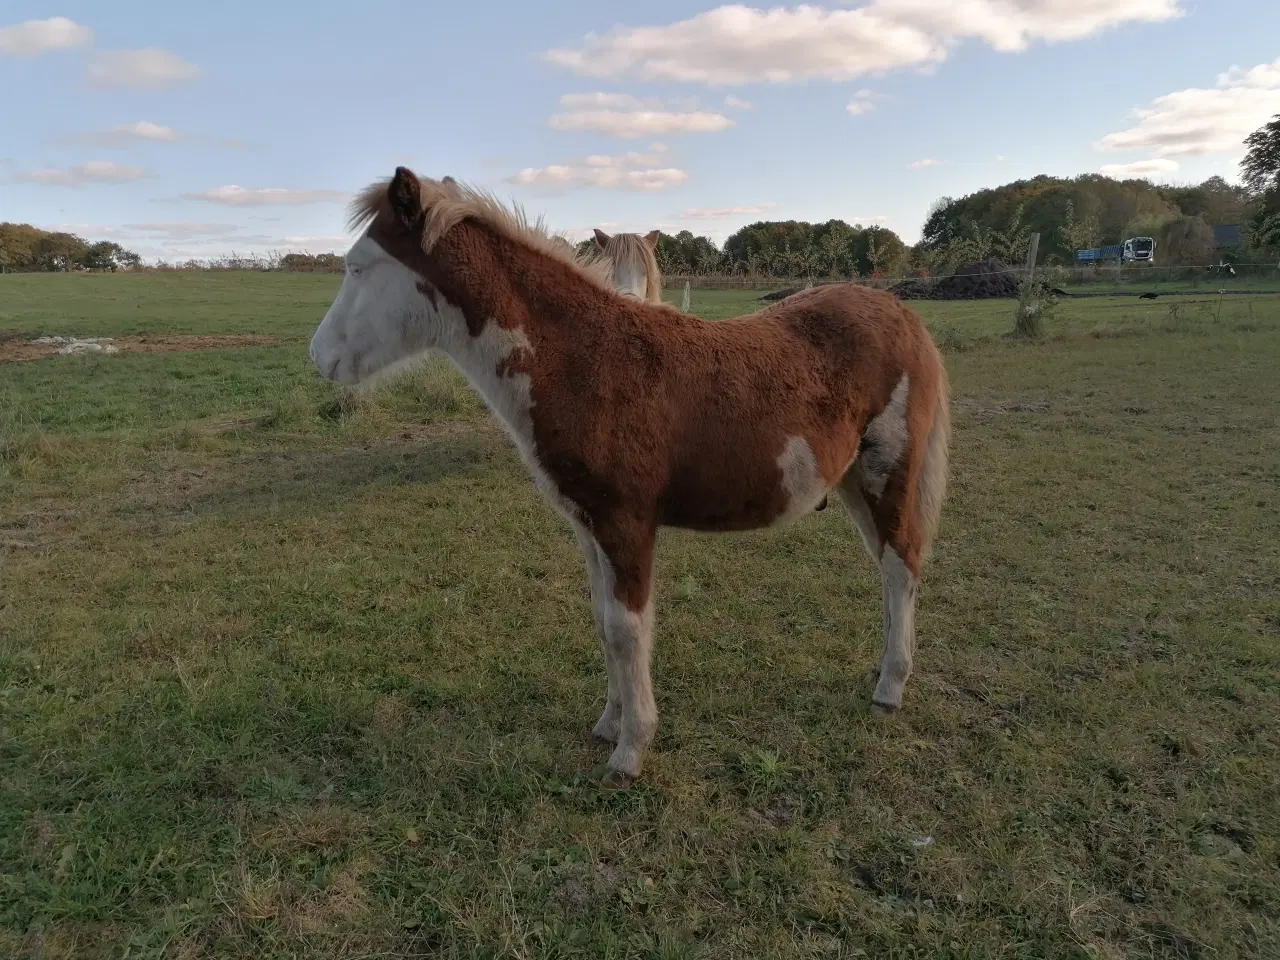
[610,257,648,300]
[309,235,438,385]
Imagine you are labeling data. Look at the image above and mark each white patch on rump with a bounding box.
[774,435,829,524]
[858,373,909,498]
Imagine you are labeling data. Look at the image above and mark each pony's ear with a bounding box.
[643,230,660,250]
[388,167,422,230]
[593,228,611,248]
[438,175,463,199]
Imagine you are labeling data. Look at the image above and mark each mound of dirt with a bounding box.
[891,260,1023,301]
[0,333,286,364]
[758,285,808,302]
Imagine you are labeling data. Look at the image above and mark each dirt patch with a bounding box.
[758,285,805,302]
[891,260,1024,301]
[0,333,287,364]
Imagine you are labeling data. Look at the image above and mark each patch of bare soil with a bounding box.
[891,260,1024,300]
[0,334,287,364]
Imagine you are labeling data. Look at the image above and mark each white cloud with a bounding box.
[723,95,753,110]
[87,49,201,90]
[846,89,878,115]
[1096,56,1280,156]
[64,121,185,148]
[551,92,733,138]
[674,203,782,219]
[907,158,942,169]
[508,144,687,192]
[549,109,734,138]
[0,16,92,57]
[276,234,351,251]
[543,1,1182,86]
[559,91,659,109]
[180,186,350,207]
[1098,158,1179,179]
[123,222,243,239]
[14,161,149,186]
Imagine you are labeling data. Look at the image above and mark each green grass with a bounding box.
[2,275,1278,959]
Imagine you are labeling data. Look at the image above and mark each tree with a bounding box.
[36,232,87,272]
[1156,215,1215,265]
[852,226,908,276]
[1059,199,1101,252]
[1246,189,1280,254]
[0,222,140,271]
[82,240,128,271]
[988,203,1032,263]
[818,221,855,277]
[1242,114,1280,194]
[1159,176,1250,226]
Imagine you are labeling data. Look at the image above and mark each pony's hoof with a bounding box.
[600,768,636,791]
[870,700,899,718]
[587,763,636,791]
[591,719,620,744]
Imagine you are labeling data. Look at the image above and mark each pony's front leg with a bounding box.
[592,525,658,789]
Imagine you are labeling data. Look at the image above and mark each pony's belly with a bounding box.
[658,437,833,532]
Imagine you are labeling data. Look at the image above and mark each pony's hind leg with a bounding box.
[838,468,918,715]
[836,473,892,680]
[873,541,918,715]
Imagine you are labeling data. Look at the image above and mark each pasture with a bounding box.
[2,272,1278,959]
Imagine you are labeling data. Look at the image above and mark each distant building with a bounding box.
[1213,224,1244,248]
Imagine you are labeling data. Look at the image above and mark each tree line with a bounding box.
[0,223,142,273]
[591,114,1280,279]
[5,115,1279,277]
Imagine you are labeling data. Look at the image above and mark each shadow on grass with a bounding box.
[156,430,507,519]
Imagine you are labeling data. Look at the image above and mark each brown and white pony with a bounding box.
[309,168,951,788]
[592,228,663,303]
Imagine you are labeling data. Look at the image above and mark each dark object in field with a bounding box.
[1138,292,1159,299]
[760,286,802,302]
[890,260,1023,301]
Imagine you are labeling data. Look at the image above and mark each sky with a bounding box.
[3,1,1279,262]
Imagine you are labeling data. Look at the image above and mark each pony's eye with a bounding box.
[348,264,362,276]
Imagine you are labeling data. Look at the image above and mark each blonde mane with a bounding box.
[348,173,616,291]
[599,232,663,303]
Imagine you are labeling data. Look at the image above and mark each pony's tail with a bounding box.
[915,359,951,560]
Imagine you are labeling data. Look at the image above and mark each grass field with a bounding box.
[2,273,1278,959]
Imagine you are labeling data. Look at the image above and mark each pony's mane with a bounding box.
[349,174,616,291]
[601,232,663,303]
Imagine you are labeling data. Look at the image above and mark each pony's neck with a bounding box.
[426,221,598,438]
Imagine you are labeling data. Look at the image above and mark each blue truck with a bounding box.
[1075,237,1156,264]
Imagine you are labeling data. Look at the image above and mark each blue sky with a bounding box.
[3,1,1279,261]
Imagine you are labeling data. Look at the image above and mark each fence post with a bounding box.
[680,280,691,312]
[1013,232,1042,336]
